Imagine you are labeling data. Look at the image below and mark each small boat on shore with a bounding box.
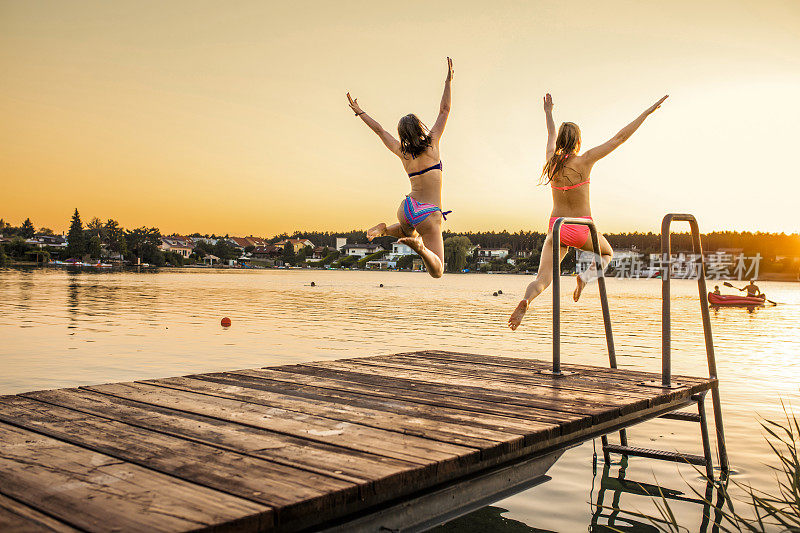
[707,292,766,307]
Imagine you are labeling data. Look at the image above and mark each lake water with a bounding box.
[2,267,799,531]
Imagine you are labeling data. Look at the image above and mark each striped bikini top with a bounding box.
[408,161,443,178]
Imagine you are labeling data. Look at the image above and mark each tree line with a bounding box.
[3,214,799,273]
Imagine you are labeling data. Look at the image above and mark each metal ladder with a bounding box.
[544,214,729,479]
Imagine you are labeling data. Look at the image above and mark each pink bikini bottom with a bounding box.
[549,216,592,248]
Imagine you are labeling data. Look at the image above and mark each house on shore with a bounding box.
[251,245,282,260]
[28,234,68,248]
[228,236,270,250]
[311,246,336,260]
[366,242,416,270]
[275,238,315,253]
[341,243,384,259]
[474,246,510,265]
[160,235,195,258]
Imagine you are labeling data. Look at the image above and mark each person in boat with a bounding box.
[346,57,454,279]
[509,93,669,330]
[713,285,721,295]
[743,280,763,298]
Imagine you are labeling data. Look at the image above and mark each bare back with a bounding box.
[399,145,443,207]
[548,154,593,218]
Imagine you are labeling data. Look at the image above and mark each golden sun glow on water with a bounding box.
[1,1,799,235]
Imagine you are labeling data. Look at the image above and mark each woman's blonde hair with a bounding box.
[541,122,581,184]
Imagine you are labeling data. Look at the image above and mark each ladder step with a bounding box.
[603,444,707,466]
[659,411,702,422]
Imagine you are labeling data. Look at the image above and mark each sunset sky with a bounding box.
[2,0,799,237]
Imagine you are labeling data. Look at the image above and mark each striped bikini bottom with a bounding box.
[403,195,452,227]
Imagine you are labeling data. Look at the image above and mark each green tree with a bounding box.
[20,218,35,238]
[87,217,105,240]
[87,235,102,259]
[396,255,415,270]
[282,242,296,265]
[213,239,238,261]
[125,227,162,264]
[66,209,85,259]
[444,236,473,272]
[104,219,127,256]
[6,237,32,260]
[38,227,54,236]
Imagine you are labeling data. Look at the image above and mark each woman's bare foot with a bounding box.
[573,275,587,302]
[367,223,387,242]
[508,300,529,331]
[398,235,424,253]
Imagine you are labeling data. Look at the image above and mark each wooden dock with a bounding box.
[0,350,715,532]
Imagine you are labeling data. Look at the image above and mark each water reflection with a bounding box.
[430,506,555,532]
[589,456,728,533]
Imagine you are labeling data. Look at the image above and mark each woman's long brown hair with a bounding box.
[541,122,581,184]
[397,114,432,158]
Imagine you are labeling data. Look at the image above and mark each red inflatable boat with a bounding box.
[707,292,766,306]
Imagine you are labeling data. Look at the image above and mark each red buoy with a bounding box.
[220,317,231,327]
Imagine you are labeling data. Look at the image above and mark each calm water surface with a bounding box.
[2,268,799,531]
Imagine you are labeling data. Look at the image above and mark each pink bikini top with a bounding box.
[551,178,590,191]
[550,153,589,191]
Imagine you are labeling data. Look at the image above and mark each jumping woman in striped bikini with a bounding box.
[508,92,668,330]
[346,57,453,278]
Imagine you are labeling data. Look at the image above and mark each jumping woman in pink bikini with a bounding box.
[508,92,668,330]
[346,57,453,278]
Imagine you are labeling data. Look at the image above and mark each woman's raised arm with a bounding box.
[429,57,454,144]
[544,93,556,159]
[347,92,401,156]
[582,95,669,164]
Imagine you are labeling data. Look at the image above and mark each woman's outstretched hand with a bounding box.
[646,95,669,114]
[445,57,454,82]
[346,92,363,116]
[543,93,554,113]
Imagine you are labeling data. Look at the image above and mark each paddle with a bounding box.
[722,281,777,305]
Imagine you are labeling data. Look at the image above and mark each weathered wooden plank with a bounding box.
[0,396,357,525]
[83,382,477,468]
[313,358,669,401]
[0,493,78,533]
[24,387,420,490]
[356,354,702,404]
[264,364,618,422]
[191,370,566,441]
[0,422,269,532]
[412,350,709,385]
[144,376,523,451]
[278,363,631,422]
[304,358,707,414]
[228,368,589,433]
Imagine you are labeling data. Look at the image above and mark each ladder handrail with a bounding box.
[660,213,729,472]
[550,217,616,374]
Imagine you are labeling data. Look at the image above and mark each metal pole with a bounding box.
[589,225,617,368]
[689,218,729,472]
[697,393,714,479]
[552,218,563,375]
[661,215,673,388]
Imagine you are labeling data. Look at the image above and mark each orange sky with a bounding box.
[2,0,799,237]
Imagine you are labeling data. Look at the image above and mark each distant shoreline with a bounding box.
[2,262,798,282]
